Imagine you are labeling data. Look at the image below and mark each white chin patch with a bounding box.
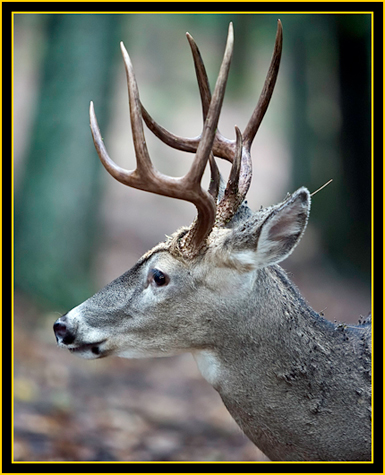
[193,350,221,387]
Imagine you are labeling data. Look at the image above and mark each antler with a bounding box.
[90,21,282,258]
[90,23,234,257]
[142,20,283,226]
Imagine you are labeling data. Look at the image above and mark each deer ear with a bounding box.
[229,187,311,270]
[256,187,310,266]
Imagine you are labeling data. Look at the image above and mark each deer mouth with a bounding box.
[68,340,108,359]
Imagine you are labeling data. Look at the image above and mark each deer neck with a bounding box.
[193,265,371,461]
[195,264,331,387]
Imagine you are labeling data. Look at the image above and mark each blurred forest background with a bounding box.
[13,13,371,462]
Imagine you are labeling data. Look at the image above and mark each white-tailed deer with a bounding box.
[54,22,371,461]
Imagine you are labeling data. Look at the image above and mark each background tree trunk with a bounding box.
[14,14,122,309]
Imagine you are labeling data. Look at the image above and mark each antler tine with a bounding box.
[215,126,243,226]
[222,18,283,209]
[186,31,236,162]
[242,19,283,150]
[90,101,132,184]
[186,22,233,186]
[120,43,155,181]
[186,31,211,122]
[208,154,221,200]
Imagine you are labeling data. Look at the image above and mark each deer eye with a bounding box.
[150,269,169,287]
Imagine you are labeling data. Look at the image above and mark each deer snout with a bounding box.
[53,312,108,359]
[54,314,76,346]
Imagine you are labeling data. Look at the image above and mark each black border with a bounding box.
[6,1,383,473]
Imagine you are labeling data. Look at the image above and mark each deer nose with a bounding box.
[53,314,76,345]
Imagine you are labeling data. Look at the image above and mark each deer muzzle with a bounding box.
[53,313,107,359]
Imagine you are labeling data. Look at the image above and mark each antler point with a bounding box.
[120,41,129,59]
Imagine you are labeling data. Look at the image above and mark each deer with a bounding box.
[53,21,372,461]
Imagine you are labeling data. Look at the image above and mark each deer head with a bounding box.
[53,21,311,360]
